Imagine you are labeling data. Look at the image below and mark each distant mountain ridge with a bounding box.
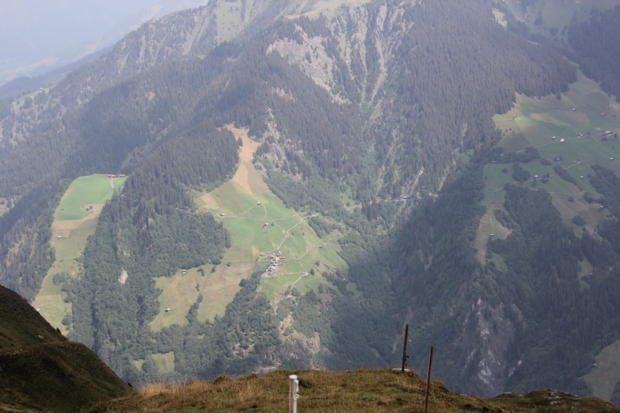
[0,0,210,86]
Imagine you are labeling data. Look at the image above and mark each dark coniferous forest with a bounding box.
[1,0,620,399]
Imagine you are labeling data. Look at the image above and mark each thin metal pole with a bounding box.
[424,346,434,413]
[401,323,409,372]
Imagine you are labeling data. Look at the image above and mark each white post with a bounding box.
[289,374,299,413]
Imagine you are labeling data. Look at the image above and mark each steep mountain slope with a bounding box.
[1,0,620,400]
[0,285,131,412]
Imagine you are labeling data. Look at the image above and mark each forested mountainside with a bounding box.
[1,0,620,399]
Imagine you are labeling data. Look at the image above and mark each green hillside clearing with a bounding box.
[475,71,620,264]
[151,352,175,374]
[492,9,507,28]
[149,263,257,331]
[32,174,126,333]
[491,70,620,203]
[477,70,620,395]
[12,86,54,111]
[0,198,8,216]
[164,126,348,325]
[582,339,620,401]
[502,0,620,39]
[474,205,511,264]
[54,174,125,221]
[294,0,372,18]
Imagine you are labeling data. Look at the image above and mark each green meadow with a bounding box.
[151,352,175,374]
[479,71,620,264]
[55,174,125,221]
[481,71,620,395]
[133,359,145,371]
[149,263,257,332]
[197,133,347,303]
[473,204,511,264]
[150,128,346,331]
[32,174,126,333]
[582,339,620,401]
[12,86,54,110]
[508,0,620,39]
[486,70,620,225]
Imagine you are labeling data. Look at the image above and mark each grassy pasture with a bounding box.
[150,257,256,331]
[133,359,145,371]
[91,368,620,413]
[12,86,54,110]
[214,0,245,43]
[474,204,511,264]
[294,0,372,18]
[0,198,8,216]
[487,70,620,211]
[172,126,346,324]
[32,174,126,333]
[484,71,620,397]
[261,273,306,300]
[55,174,126,221]
[152,352,175,374]
[480,71,620,260]
[492,9,507,28]
[582,339,620,401]
[151,270,202,332]
[551,192,609,229]
[504,0,620,39]
[32,218,101,332]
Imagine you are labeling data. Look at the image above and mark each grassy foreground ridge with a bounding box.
[91,369,619,413]
[0,284,131,413]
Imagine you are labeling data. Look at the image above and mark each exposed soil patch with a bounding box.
[118,269,128,285]
[227,126,262,194]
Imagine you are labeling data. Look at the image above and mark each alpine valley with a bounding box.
[2,0,620,402]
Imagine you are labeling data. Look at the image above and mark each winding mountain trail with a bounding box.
[272,215,309,252]
[193,125,346,309]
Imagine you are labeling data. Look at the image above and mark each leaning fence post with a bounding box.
[289,374,299,413]
[424,346,434,413]
[401,323,409,372]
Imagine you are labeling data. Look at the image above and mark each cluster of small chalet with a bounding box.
[106,174,126,178]
[266,251,285,274]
